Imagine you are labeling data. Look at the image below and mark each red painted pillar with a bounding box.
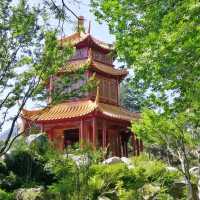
[125,140,128,157]
[136,139,140,156]
[121,136,126,157]
[86,124,90,143]
[47,129,52,141]
[92,117,97,148]
[80,119,84,147]
[114,132,120,157]
[118,134,122,157]
[102,120,107,148]
[140,140,143,152]
[131,134,136,156]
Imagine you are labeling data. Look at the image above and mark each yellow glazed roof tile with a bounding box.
[60,59,90,73]
[22,100,138,122]
[60,59,128,77]
[93,61,128,76]
[60,32,114,50]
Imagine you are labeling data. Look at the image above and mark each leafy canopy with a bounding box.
[91,0,200,113]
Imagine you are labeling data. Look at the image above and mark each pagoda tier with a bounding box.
[59,59,128,80]
[61,32,114,53]
[21,16,143,157]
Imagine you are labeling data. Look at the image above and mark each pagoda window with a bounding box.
[72,47,88,60]
[110,80,117,101]
[98,77,118,103]
[92,50,113,65]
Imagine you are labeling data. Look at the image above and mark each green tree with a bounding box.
[133,109,199,199]
[91,0,200,199]
[91,0,200,113]
[0,0,72,156]
[0,0,93,156]
[120,79,146,112]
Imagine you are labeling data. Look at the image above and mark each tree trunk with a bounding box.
[178,151,197,200]
[197,151,200,200]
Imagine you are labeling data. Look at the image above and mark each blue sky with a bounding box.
[31,0,114,43]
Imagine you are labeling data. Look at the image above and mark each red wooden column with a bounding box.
[46,129,53,141]
[117,133,121,157]
[92,117,97,148]
[125,139,128,157]
[136,138,140,156]
[131,134,136,156]
[140,140,143,152]
[80,119,84,147]
[121,134,126,157]
[102,120,107,148]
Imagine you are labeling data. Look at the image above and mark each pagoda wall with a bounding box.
[42,116,142,157]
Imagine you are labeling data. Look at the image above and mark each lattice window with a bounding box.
[72,47,88,59]
[93,50,113,65]
[97,76,118,103]
[110,80,117,101]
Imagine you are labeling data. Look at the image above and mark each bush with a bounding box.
[0,189,13,200]
[0,137,184,199]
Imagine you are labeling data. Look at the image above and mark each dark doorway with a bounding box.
[64,129,79,148]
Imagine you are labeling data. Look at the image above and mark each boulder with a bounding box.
[121,157,134,169]
[102,157,134,169]
[170,180,187,199]
[102,157,122,165]
[141,184,161,200]
[98,197,111,200]
[66,154,89,166]
[189,166,199,177]
[166,166,178,172]
[15,187,44,200]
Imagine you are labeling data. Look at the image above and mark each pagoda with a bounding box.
[21,17,143,157]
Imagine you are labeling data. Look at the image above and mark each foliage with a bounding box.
[0,0,75,156]
[120,80,145,112]
[132,109,200,198]
[0,189,13,200]
[0,0,93,157]
[88,155,182,199]
[0,135,185,199]
[91,1,200,198]
[91,0,200,113]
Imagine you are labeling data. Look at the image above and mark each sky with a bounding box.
[33,0,115,43]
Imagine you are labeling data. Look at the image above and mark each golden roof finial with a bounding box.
[95,86,100,105]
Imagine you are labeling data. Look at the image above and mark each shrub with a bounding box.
[0,189,13,200]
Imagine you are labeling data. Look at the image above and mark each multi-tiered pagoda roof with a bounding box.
[21,16,142,157]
